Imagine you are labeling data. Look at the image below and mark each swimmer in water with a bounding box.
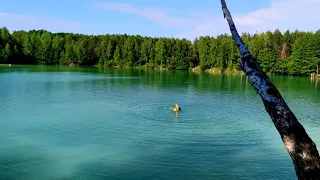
[173,103,181,112]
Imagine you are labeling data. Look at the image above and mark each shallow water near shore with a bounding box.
[0,65,319,180]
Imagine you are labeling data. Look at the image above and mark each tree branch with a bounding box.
[220,0,320,179]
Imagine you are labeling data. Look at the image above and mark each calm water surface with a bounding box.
[0,66,319,180]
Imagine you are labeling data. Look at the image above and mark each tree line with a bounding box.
[0,26,319,76]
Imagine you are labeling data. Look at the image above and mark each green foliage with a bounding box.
[0,26,319,75]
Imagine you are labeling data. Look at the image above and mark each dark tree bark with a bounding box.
[220,0,320,179]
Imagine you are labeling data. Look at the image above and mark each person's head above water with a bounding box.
[173,103,181,111]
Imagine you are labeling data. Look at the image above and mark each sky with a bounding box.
[1,0,320,40]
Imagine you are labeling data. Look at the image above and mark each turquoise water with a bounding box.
[0,66,319,180]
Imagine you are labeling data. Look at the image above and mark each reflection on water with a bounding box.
[311,77,318,89]
[175,111,179,118]
[0,65,319,180]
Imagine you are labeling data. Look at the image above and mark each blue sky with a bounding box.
[1,0,320,39]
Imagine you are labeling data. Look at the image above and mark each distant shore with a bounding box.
[0,64,11,66]
[3,63,319,78]
[94,64,245,75]
[1,63,245,75]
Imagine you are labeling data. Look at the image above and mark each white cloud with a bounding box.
[233,0,320,33]
[92,2,196,29]
[93,0,320,40]
[181,0,320,39]
[4,0,319,39]
[0,12,94,34]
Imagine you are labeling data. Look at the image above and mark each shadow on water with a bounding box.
[66,137,296,180]
[0,135,295,180]
[0,143,55,180]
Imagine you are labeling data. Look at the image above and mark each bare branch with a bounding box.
[220,0,320,179]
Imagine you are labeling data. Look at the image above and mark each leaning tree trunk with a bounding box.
[220,0,320,179]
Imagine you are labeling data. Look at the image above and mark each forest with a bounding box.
[0,26,320,76]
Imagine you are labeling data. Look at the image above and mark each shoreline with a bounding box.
[2,63,319,77]
[0,64,12,67]
[94,64,246,75]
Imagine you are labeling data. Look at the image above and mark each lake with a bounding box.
[0,65,319,180]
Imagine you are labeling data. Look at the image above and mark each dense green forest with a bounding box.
[0,26,320,75]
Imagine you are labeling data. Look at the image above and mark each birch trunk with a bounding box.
[220,0,320,179]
